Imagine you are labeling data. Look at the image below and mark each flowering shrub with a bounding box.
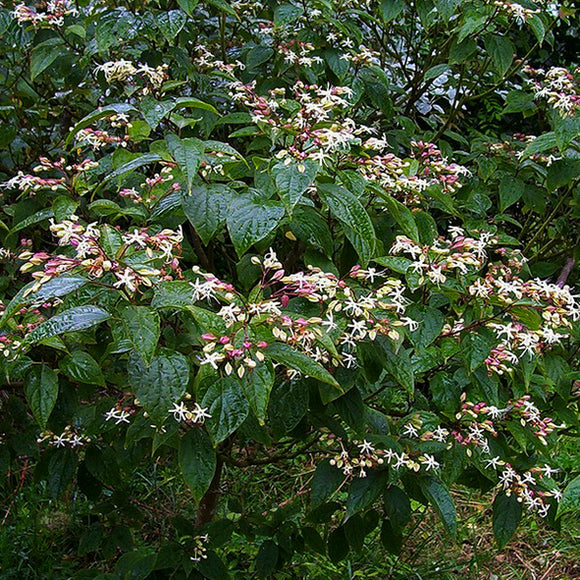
[0,0,579,575]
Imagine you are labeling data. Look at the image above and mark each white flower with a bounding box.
[402,424,419,438]
[199,351,225,370]
[168,402,189,422]
[420,454,439,471]
[484,456,504,470]
[113,268,138,293]
[358,440,374,454]
[191,403,212,423]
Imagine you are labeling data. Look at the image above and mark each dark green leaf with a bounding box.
[273,160,318,209]
[492,492,522,548]
[499,176,524,212]
[265,342,340,388]
[59,351,105,386]
[311,461,344,507]
[179,429,217,502]
[166,134,204,193]
[240,361,274,425]
[181,184,234,245]
[128,350,190,423]
[25,306,110,345]
[227,193,285,257]
[418,476,457,537]
[557,475,580,519]
[202,376,249,444]
[484,34,514,76]
[25,365,59,429]
[318,184,375,265]
[120,305,160,365]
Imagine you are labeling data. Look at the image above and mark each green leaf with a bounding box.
[140,96,175,130]
[463,328,495,372]
[373,337,414,396]
[546,159,580,191]
[265,342,340,388]
[272,160,318,209]
[484,34,514,76]
[503,90,536,115]
[156,9,186,42]
[12,208,54,232]
[327,527,349,563]
[59,351,105,386]
[128,350,190,423]
[318,184,375,265]
[289,206,334,257]
[499,176,524,212]
[346,471,386,516]
[227,194,285,257]
[0,276,87,327]
[255,540,279,579]
[492,492,522,548]
[274,3,304,25]
[179,429,217,502]
[406,305,444,348]
[557,475,580,519]
[380,0,405,22]
[116,549,157,579]
[30,39,66,80]
[119,305,160,365]
[174,96,219,115]
[100,154,163,191]
[418,476,457,538]
[246,46,274,70]
[166,134,205,194]
[375,189,419,242]
[177,0,199,15]
[181,184,234,245]
[240,361,274,425]
[268,379,309,438]
[311,461,344,507]
[202,376,249,444]
[25,306,110,345]
[48,449,77,497]
[383,486,411,529]
[424,64,450,81]
[24,365,59,429]
[522,132,558,158]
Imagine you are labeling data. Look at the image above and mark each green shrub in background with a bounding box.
[0,0,579,577]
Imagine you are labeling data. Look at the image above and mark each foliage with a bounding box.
[0,0,579,576]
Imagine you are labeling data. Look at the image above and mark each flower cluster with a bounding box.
[192,248,414,379]
[468,270,579,374]
[193,44,245,74]
[95,60,168,94]
[230,80,469,204]
[13,0,77,27]
[18,217,183,296]
[524,65,580,118]
[325,433,440,479]
[391,228,496,286]
[189,534,209,562]
[0,156,99,195]
[493,1,540,25]
[486,134,561,166]
[37,426,91,448]
[76,128,128,150]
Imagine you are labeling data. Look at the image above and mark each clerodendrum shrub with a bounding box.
[0,0,579,575]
